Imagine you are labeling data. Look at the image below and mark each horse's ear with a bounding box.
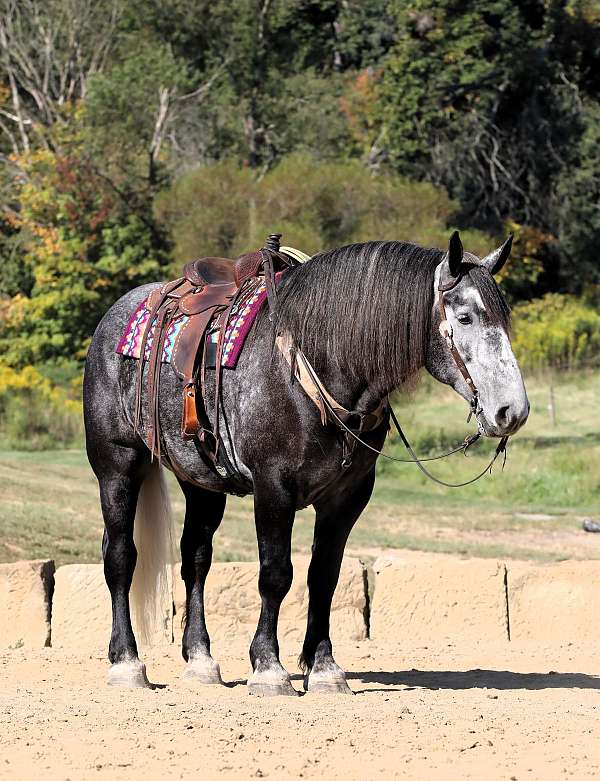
[482,234,513,275]
[447,230,463,277]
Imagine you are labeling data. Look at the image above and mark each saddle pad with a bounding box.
[115,302,185,363]
[116,278,269,369]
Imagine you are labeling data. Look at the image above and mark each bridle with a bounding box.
[277,271,509,488]
[437,276,481,426]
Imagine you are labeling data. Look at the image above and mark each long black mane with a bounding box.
[275,240,510,391]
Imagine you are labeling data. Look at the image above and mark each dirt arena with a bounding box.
[2,639,599,780]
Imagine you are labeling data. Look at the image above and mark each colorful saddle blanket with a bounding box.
[116,277,268,369]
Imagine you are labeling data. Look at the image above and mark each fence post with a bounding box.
[548,383,557,427]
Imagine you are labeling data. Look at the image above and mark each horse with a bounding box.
[83,231,529,695]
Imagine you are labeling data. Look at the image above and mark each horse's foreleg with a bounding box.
[99,450,151,688]
[179,481,226,684]
[248,480,296,696]
[301,469,375,694]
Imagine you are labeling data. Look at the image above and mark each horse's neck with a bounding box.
[269,251,431,410]
[306,353,388,415]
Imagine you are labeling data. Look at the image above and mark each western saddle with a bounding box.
[133,233,297,483]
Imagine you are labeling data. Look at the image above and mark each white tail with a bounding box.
[131,461,176,645]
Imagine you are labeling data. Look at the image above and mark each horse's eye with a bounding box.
[457,314,472,325]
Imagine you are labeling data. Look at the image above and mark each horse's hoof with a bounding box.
[184,655,223,685]
[248,680,299,697]
[247,670,298,697]
[107,660,151,689]
[305,671,353,695]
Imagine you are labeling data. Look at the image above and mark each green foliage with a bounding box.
[155,152,493,263]
[0,224,34,298]
[511,294,600,370]
[117,0,394,169]
[495,221,550,303]
[379,0,600,294]
[1,0,600,382]
[0,365,83,449]
[381,0,544,176]
[85,40,188,182]
[0,132,169,369]
[556,103,600,287]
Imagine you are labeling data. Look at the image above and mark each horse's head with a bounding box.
[427,231,529,438]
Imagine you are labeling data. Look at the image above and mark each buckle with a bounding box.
[466,392,479,423]
[345,412,364,432]
[439,320,454,348]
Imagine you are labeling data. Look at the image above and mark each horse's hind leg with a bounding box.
[97,447,152,688]
[301,469,375,694]
[178,481,226,684]
[248,479,297,696]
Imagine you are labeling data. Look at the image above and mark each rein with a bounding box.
[276,273,509,488]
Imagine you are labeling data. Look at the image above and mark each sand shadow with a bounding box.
[348,669,600,691]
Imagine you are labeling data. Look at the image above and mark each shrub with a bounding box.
[511,294,600,371]
[0,365,83,449]
[155,153,493,265]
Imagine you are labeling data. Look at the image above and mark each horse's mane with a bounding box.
[274,240,510,392]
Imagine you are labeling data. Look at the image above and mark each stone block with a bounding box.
[370,551,508,643]
[173,555,368,652]
[507,560,600,641]
[52,563,172,652]
[0,560,54,649]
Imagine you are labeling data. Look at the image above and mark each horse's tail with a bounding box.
[131,460,176,645]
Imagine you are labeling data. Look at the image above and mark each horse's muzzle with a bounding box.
[480,399,530,437]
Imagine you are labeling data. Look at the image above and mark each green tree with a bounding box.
[121,0,394,170]
[556,103,600,286]
[378,0,600,293]
[155,152,492,264]
[0,131,169,368]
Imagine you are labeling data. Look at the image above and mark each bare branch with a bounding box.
[176,58,230,104]
[149,86,172,183]
[0,108,32,125]
[0,0,122,147]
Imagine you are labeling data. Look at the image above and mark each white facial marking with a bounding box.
[433,261,529,435]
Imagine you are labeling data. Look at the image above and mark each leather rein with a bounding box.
[277,275,509,488]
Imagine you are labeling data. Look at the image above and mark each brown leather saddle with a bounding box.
[133,233,296,481]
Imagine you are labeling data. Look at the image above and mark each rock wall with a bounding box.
[3,552,600,651]
[51,563,173,652]
[172,555,368,652]
[506,560,600,641]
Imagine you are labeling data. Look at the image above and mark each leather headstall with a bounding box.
[437,275,480,423]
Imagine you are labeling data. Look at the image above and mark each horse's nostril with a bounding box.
[495,404,512,427]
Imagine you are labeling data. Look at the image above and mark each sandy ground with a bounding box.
[1,639,599,781]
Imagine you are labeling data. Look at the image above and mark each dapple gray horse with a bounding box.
[83,232,529,694]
